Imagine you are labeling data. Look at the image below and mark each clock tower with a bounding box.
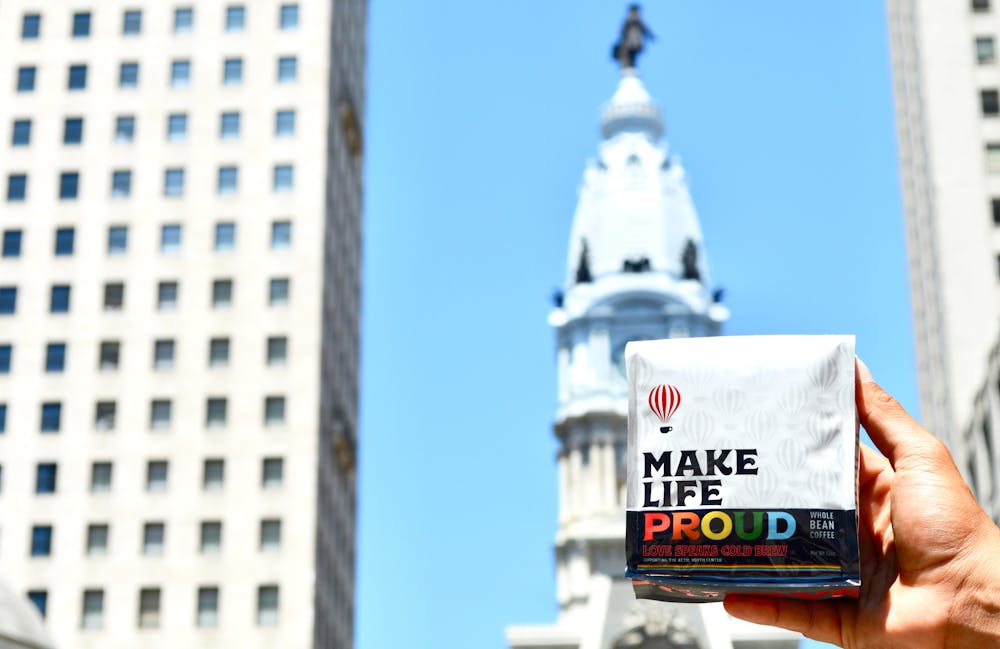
[506,11,798,649]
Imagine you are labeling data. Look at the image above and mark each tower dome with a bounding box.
[600,69,663,141]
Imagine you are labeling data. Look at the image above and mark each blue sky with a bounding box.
[358,3,914,648]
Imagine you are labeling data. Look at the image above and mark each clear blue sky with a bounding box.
[359,3,914,648]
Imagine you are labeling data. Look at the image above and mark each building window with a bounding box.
[35,463,57,494]
[257,585,279,626]
[12,119,31,146]
[203,459,225,491]
[974,0,991,11]
[103,282,124,311]
[45,343,66,372]
[123,10,142,35]
[0,403,6,433]
[220,111,240,139]
[277,56,297,83]
[142,523,165,556]
[41,402,61,432]
[197,587,219,627]
[205,398,227,427]
[209,338,230,367]
[174,7,194,33]
[275,109,295,137]
[215,222,236,251]
[168,113,188,141]
[260,519,281,552]
[50,285,71,313]
[59,172,80,200]
[30,525,52,556]
[217,166,238,194]
[226,5,246,31]
[171,60,191,88]
[108,226,128,254]
[271,221,292,249]
[27,591,47,618]
[262,457,283,489]
[111,170,132,198]
[280,4,299,30]
[146,461,168,492]
[7,174,27,201]
[164,169,185,197]
[116,116,136,142]
[273,165,294,192]
[264,396,285,426]
[99,341,120,371]
[988,143,1000,173]
[22,13,41,39]
[138,588,161,628]
[983,89,1000,116]
[150,399,172,430]
[64,117,83,144]
[161,224,182,253]
[153,339,174,370]
[0,289,15,315]
[16,67,36,93]
[267,336,288,366]
[119,62,139,89]
[90,462,112,492]
[0,344,10,371]
[158,282,179,310]
[95,401,116,431]
[86,524,109,556]
[200,521,222,554]
[68,64,87,90]
[977,36,996,63]
[223,58,243,85]
[72,12,91,37]
[55,227,75,255]
[2,230,22,257]
[81,590,104,629]
[212,279,233,308]
[269,278,290,306]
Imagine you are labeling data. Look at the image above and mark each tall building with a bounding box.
[0,2,364,647]
[505,31,798,649]
[886,0,1000,519]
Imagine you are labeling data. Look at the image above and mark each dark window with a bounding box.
[22,13,41,39]
[974,0,991,11]
[226,5,246,31]
[45,343,66,372]
[119,62,139,89]
[64,117,83,144]
[72,12,91,37]
[275,110,295,137]
[59,172,79,200]
[0,288,16,315]
[27,591,47,617]
[0,403,6,432]
[0,345,11,372]
[103,283,124,311]
[115,116,135,142]
[279,4,298,29]
[68,64,87,90]
[983,89,1000,115]
[55,227,75,255]
[111,170,131,198]
[50,285,71,313]
[2,230,22,257]
[7,174,27,201]
[16,67,36,92]
[175,8,194,32]
[35,463,57,493]
[108,226,128,254]
[12,120,31,146]
[993,198,1000,225]
[123,10,142,35]
[30,526,52,556]
[99,341,120,370]
[40,402,61,432]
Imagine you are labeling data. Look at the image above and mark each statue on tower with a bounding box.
[611,4,655,69]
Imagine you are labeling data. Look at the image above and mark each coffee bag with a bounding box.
[625,335,860,602]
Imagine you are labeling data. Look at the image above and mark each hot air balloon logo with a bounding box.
[648,384,681,434]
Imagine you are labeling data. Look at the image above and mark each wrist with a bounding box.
[949,534,1000,647]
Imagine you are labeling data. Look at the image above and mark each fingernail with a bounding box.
[856,357,873,383]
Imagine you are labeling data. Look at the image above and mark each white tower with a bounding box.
[506,60,799,649]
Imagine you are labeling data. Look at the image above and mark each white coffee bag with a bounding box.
[625,335,860,602]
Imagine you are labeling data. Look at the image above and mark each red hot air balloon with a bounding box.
[648,384,681,433]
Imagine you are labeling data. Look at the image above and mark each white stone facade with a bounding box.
[505,69,798,649]
[0,1,364,647]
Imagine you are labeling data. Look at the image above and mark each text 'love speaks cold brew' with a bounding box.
[625,335,860,603]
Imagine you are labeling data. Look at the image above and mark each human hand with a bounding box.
[723,359,1000,648]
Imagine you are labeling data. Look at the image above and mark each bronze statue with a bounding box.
[611,4,655,69]
[681,240,700,282]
